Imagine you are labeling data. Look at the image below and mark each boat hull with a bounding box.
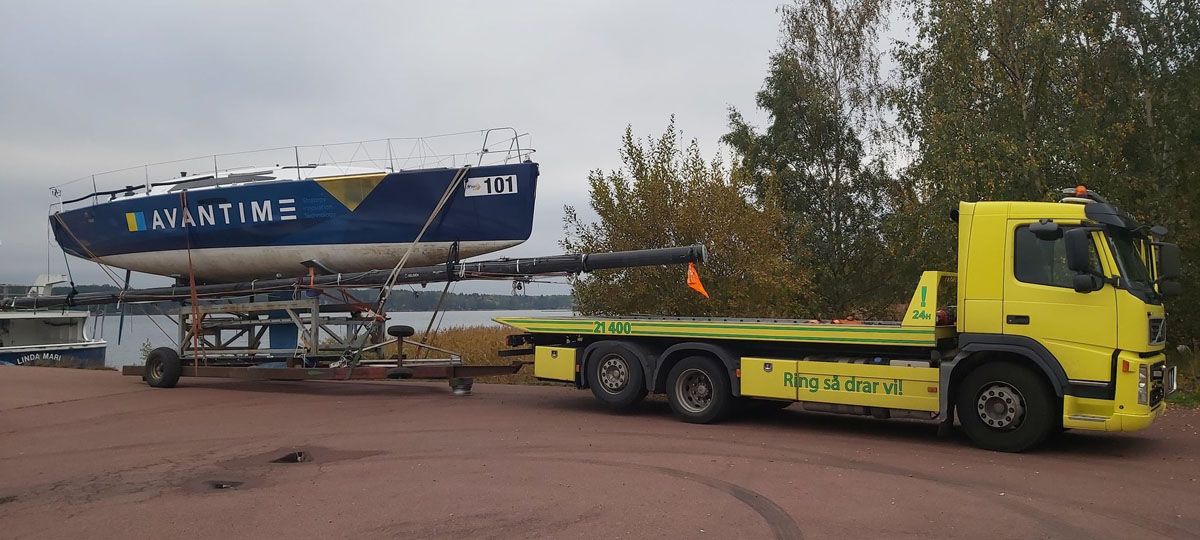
[0,341,107,369]
[94,240,523,283]
[51,163,539,281]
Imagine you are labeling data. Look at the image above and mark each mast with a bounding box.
[5,244,708,310]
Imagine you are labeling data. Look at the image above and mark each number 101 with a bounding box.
[484,176,515,194]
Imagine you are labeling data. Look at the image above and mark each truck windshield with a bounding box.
[1107,230,1155,296]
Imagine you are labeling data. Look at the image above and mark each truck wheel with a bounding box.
[956,361,1055,452]
[587,343,648,410]
[145,347,182,388]
[667,356,733,424]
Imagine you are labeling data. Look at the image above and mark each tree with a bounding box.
[895,0,1200,345]
[563,120,807,317]
[724,0,912,319]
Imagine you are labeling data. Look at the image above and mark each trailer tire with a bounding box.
[587,343,647,410]
[956,361,1055,452]
[145,347,182,389]
[667,356,732,424]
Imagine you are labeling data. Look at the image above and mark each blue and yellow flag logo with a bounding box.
[125,212,147,232]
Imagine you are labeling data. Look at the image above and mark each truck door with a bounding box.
[1002,221,1117,383]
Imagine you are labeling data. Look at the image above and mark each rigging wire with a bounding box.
[335,164,471,370]
[45,214,178,344]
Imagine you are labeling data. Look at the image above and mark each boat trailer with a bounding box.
[19,244,707,394]
[115,296,530,394]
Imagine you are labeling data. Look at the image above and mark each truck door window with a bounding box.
[1013,226,1101,288]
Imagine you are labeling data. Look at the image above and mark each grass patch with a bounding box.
[1168,390,1200,408]
[392,325,542,385]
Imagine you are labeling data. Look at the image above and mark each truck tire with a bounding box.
[145,347,182,388]
[666,356,733,424]
[587,342,648,410]
[956,361,1056,452]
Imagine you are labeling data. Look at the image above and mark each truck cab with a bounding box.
[954,187,1179,435]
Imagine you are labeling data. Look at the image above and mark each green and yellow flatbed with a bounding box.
[497,271,957,349]
[495,316,951,348]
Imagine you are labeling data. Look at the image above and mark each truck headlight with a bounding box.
[1138,365,1149,405]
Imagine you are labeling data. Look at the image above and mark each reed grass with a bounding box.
[394,325,541,385]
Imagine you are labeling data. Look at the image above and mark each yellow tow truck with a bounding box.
[498,188,1182,451]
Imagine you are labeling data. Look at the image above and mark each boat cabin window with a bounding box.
[168,173,277,192]
[0,317,85,347]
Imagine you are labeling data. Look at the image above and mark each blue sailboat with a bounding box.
[51,162,539,282]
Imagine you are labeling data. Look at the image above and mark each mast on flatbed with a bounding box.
[3,244,708,310]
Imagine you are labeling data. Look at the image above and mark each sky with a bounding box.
[0,1,788,295]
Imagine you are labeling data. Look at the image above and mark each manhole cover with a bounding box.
[271,451,309,464]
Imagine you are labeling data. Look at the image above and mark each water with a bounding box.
[94,310,569,368]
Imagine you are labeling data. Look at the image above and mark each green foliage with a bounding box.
[138,339,153,361]
[724,0,915,319]
[563,120,806,317]
[567,0,1197,357]
[894,0,1200,346]
[1167,390,1200,408]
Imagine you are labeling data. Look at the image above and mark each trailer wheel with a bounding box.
[587,343,647,410]
[667,356,732,424]
[956,361,1055,452]
[144,347,182,388]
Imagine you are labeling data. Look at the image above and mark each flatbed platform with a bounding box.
[497,271,959,348]
[496,316,954,348]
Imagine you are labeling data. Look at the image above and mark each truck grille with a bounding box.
[1149,318,1166,345]
[1150,361,1166,406]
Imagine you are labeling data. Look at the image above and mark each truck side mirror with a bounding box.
[1072,274,1104,293]
[1159,280,1182,297]
[1063,228,1093,273]
[1156,242,1181,280]
[1029,220,1062,240]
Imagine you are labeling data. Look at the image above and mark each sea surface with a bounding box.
[93,310,569,368]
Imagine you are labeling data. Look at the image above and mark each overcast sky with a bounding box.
[0,1,786,294]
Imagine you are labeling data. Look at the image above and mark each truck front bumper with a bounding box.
[1062,358,1176,432]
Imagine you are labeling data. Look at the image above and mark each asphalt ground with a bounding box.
[1,367,1198,539]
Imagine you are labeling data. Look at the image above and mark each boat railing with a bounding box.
[51,127,536,208]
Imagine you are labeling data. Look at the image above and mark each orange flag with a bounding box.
[687,262,709,298]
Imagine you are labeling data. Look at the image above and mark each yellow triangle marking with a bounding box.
[314,173,387,211]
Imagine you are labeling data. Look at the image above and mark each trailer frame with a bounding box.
[120,293,529,395]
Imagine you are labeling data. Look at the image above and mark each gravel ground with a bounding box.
[1,367,1198,539]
